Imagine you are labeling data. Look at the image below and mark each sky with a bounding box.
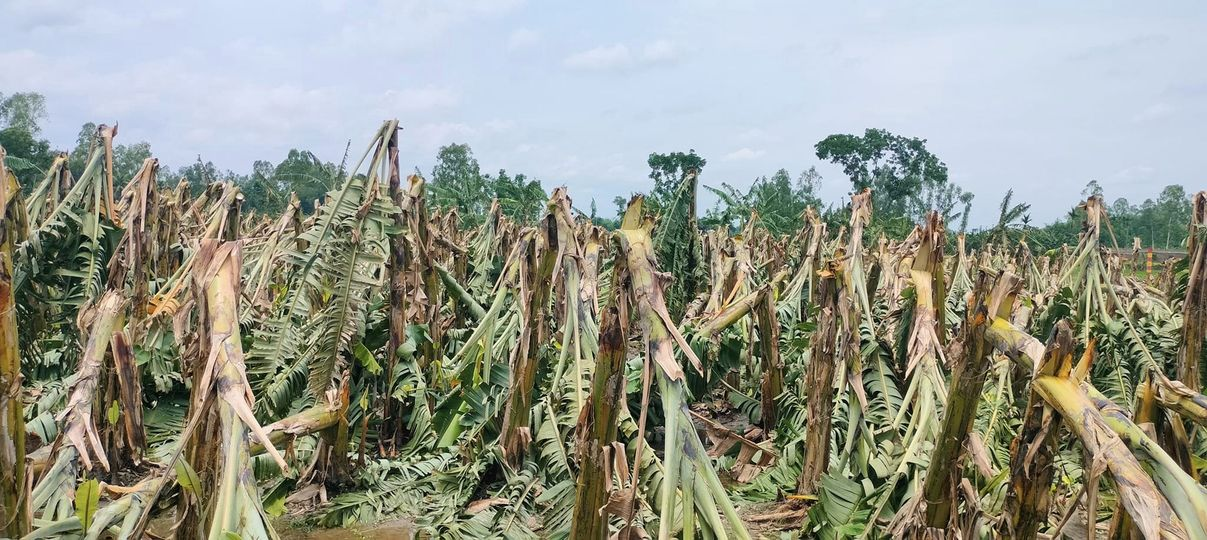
[2,0,1204,227]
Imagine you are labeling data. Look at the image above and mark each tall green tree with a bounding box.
[1131,184,1193,249]
[112,141,151,188]
[646,150,706,319]
[271,149,336,213]
[0,92,55,188]
[0,92,47,135]
[429,143,489,226]
[986,189,1031,245]
[67,122,97,175]
[239,159,285,215]
[172,158,224,196]
[486,169,546,225]
[815,128,968,227]
[646,149,706,215]
[429,144,547,227]
[955,191,975,233]
[651,149,704,208]
[611,150,707,220]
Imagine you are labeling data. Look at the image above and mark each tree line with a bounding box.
[2,91,1194,251]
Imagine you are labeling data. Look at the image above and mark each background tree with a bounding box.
[0,92,47,135]
[429,143,489,226]
[610,149,706,220]
[1082,180,1105,198]
[638,150,706,214]
[173,157,224,196]
[815,128,969,229]
[701,167,823,235]
[649,154,705,319]
[269,149,336,213]
[63,122,153,192]
[112,141,151,188]
[587,198,620,230]
[239,159,287,215]
[986,189,1031,245]
[0,92,56,188]
[485,169,547,225]
[956,190,975,233]
[67,122,97,175]
[1144,184,1193,249]
[430,144,548,226]
[1008,181,1193,252]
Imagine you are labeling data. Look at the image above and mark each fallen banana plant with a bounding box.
[4,121,1206,540]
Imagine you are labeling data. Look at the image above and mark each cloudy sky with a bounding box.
[2,0,1204,226]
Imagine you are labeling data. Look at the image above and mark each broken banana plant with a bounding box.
[1,145,28,538]
[7,118,1207,540]
[186,240,288,539]
[616,196,751,540]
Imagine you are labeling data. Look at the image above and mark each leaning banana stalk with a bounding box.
[194,240,286,540]
[1,145,29,537]
[998,321,1075,540]
[753,285,784,429]
[916,268,999,532]
[797,262,839,496]
[1087,386,1207,539]
[32,292,126,522]
[569,298,628,539]
[499,215,558,467]
[616,196,751,540]
[251,392,347,456]
[1152,376,1207,426]
[436,263,486,321]
[1033,375,1188,539]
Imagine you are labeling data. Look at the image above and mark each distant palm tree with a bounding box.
[989,189,1031,244]
[957,191,975,233]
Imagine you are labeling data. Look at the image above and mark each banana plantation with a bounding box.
[2,120,1207,540]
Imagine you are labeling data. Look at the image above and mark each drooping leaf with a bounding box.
[175,457,202,496]
[74,478,101,530]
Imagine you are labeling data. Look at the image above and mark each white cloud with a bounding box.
[322,0,526,58]
[548,154,583,179]
[507,28,540,50]
[723,148,766,161]
[406,119,513,153]
[1,0,181,34]
[408,122,481,151]
[564,44,632,71]
[379,86,459,112]
[480,119,513,134]
[1110,165,1155,181]
[1,49,362,164]
[0,49,55,88]
[1132,103,1173,123]
[563,39,682,71]
[640,40,680,64]
[736,128,776,142]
